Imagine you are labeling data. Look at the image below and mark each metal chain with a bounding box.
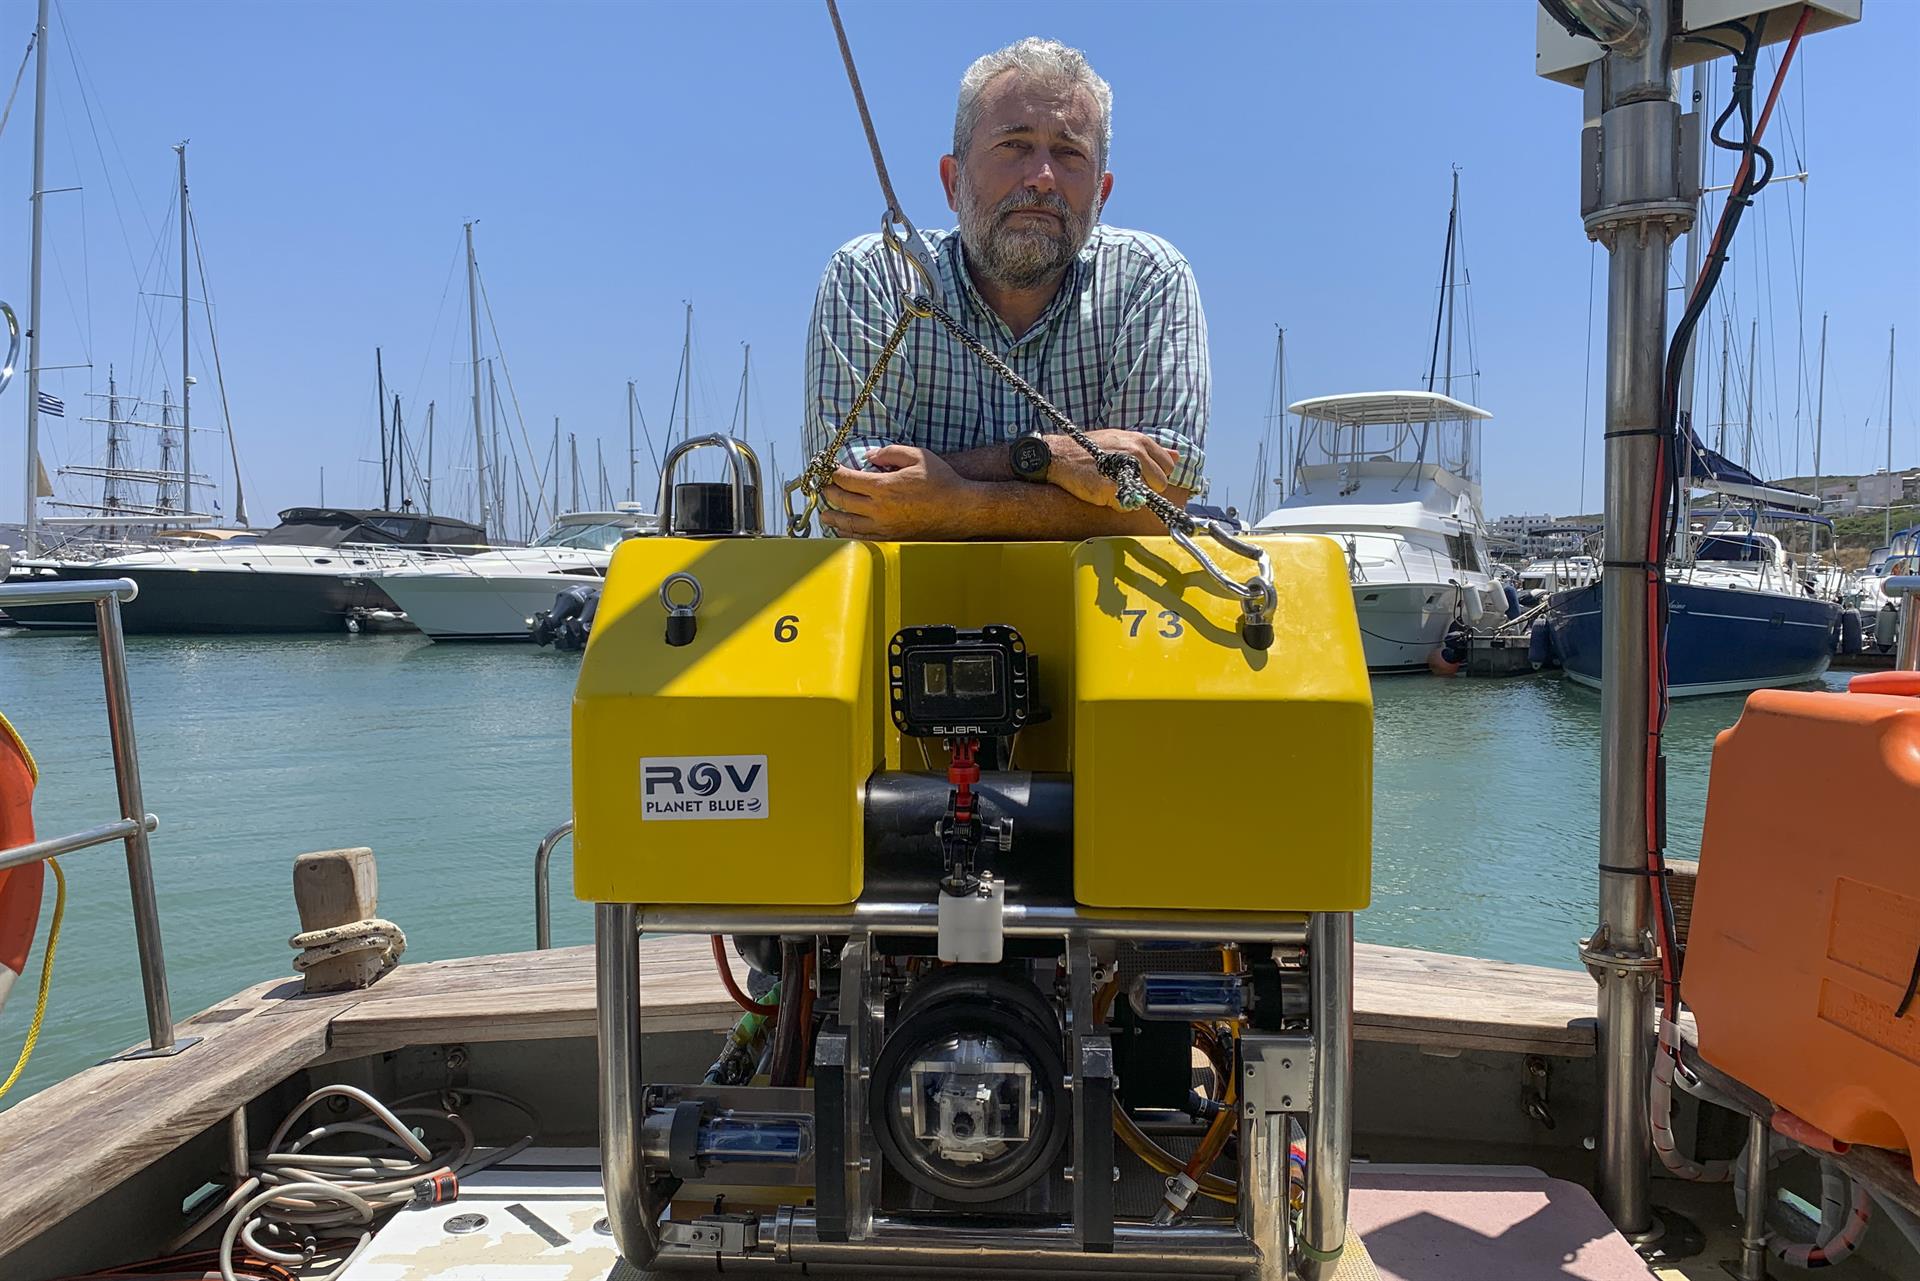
[783,306,917,536]
[911,294,1195,531]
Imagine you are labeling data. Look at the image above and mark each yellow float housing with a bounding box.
[572,534,1372,913]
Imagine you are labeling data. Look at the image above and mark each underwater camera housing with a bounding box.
[576,435,1373,1277]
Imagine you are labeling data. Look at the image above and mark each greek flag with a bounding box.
[35,390,63,417]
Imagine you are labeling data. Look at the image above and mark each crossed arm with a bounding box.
[818,430,1191,541]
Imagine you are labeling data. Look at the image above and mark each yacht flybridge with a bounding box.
[1255,391,1508,672]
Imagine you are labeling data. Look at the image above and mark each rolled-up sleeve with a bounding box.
[803,239,916,473]
[1100,253,1210,494]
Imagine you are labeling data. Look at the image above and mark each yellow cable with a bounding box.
[0,857,65,1100]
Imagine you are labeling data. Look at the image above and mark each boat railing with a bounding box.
[533,818,574,949]
[0,578,197,1059]
[1891,575,1920,669]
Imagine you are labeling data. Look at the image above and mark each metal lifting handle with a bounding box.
[655,433,765,536]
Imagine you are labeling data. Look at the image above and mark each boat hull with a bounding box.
[374,570,603,641]
[0,564,396,634]
[1351,582,1476,672]
[1548,580,1838,697]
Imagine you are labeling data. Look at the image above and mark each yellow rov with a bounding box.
[573,435,1372,1279]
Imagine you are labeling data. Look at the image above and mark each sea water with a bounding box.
[0,627,1847,1104]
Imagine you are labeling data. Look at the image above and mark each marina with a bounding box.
[1,2,1919,1281]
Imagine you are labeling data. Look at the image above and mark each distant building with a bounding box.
[1490,513,1585,557]
[1855,470,1920,510]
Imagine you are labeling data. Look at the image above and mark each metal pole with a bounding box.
[93,591,181,1055]
[533,820,571,950]
[1301,910,1353,1281]
[570,432,580,513]
[465,222,490,537]
[1580,0,1684,1235]
[22,0,48,557]
[596,902,660,1268]
[177,142,192,520]
[425,400,435,513]
[627,379,637,502]
[1737,1113,1770,1281]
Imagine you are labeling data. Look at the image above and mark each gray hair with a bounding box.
[952,38,1113,171]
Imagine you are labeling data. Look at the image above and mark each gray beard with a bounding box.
[956,174,1097,291]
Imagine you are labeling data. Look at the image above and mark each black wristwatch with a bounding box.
[1009,432,1052,483]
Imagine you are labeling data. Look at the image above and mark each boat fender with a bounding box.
[1875,603,1899,653]
[1528,619,1554,671]
[1839,609,1864,656]
[0,712,42,1016]
[1504,584,1521,619]
[1427,648,1463,677]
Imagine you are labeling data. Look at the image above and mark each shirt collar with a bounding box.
[946,230,1094,347]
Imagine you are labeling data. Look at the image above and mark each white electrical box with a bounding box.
[1536,0,1862,87]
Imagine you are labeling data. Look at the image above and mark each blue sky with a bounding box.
[4,0,1915,534]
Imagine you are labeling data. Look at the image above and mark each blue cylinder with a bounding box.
[1504,584,1521,619]
[1128,972,1247,1021]
[1528,619,1554,671]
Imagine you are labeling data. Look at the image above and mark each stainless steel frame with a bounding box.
[594,901,1351,1278]
[0,578,196,1058]
[533,818,572,949]
[1890,575,1920,670]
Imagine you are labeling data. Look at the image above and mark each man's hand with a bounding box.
[1043,430,1178,511]
[820,445,982,540]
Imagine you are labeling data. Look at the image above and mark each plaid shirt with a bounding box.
[803,224,1209,495]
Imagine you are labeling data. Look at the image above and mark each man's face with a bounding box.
[943,71,1113,290]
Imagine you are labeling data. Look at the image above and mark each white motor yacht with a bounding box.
[371,506,656,641]
[1255,390,1509,672]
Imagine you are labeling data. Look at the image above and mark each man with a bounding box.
[803,37,1209,540]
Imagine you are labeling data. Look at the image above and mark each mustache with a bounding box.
[992,189,1076,225]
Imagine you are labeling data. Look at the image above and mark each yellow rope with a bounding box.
[0,857,65,1100]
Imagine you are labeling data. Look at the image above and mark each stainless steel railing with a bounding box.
[533,819,573,949]
[0,578,197,1058]
[1890,575,1920,670]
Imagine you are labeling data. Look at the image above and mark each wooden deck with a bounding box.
[0,936,1596,1261]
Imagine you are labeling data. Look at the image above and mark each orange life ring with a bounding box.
[0,711,41,1016]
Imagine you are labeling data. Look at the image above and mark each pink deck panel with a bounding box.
[1351,1170,1649,1281]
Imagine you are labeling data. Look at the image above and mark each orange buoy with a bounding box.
[0,712,41,1015]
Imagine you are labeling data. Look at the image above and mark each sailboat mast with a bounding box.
[425,400,435,513]
[21,0,47,555]
[626,380,637,502]
[1276,327,1286,502]
[1424,185,1457,394]
[376,347,390,509]
[740,344,750,444]
[552,416,560,516]
[393,396,406,508]
[177,141,192,520]
[1742,317,1757,469]
[1888,327,1897,546]
[1811,313,1827,554]
[569,432,580,512]
[105,369,122,513]
[1444,168,1458,397]
[464,222,490,535]
[597,438,607,509]
[681,303,693,442]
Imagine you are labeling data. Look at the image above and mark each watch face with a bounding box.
[1010,434,1050,479]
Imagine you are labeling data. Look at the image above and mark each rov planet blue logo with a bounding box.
[640,755,770,822]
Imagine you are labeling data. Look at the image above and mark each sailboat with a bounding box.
[1252,176,1509,672]
[7,205,500,634]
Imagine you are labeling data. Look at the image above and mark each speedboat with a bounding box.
[369,506,656,641]
[1,507,487,634]
[1254,390,1509,672]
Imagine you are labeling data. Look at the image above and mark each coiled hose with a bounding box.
[1731,1136,1873,1269]
[165,1083,537,1281]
